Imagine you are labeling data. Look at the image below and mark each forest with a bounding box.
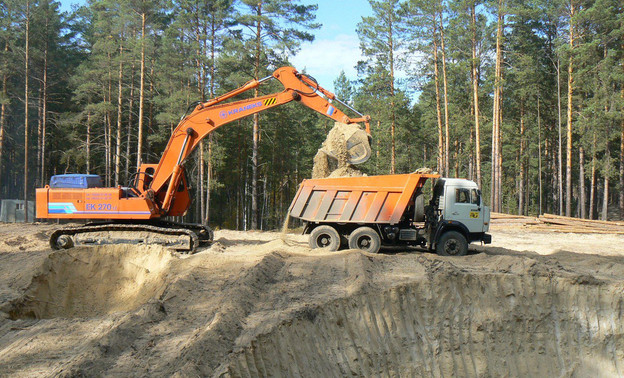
[0,0,622,229]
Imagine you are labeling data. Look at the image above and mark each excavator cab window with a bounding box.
[144,167,155,188]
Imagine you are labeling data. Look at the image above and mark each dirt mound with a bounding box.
[9,245,173,319]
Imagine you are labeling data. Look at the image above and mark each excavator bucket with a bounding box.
[322,122,372,165]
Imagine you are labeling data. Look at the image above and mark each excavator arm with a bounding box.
[147,66,371,214]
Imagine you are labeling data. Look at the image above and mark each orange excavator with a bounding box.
[36,67,371,252]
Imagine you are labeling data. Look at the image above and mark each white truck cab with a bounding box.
[426,178,491,256]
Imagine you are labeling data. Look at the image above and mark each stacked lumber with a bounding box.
[490,212,540,226]
[490,212,624,234]
[534,213,624,234]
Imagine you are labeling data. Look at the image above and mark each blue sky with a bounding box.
[59,1,372,92]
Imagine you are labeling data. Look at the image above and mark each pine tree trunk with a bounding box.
[251,1,262,230]
[432,15,443,175]
[86,112,91,174]
[589,133,596,219]
[537,95,543,214]
[106,53,113,187]
[0,41,6,197]
[115,42,124,186]
[24,0,30,222]
[376,121,381,173]
[198,23,207,223]
[206,134,212,224]
[565,0,575,217]
[454,141,460,177]
[556,59,564,215]
[519,101,525,215]
[579,146,585,218]
[620,62,624,218]
[136,12,146,168]
[491,0,504,212]
[389,10,396,174]
[41,34,48,187]
[468,125,474,180]
[602,154,609,221]
[104,111,109,180]
[205,19,217,225]
[37,88,42,188]
[439,6,450,177]
[148,60,154,164]
[471,3,481,188]
[125,62,135,181]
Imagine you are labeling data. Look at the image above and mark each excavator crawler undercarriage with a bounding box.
[50,221,213,253]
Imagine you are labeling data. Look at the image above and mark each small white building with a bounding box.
[0,200,35,223]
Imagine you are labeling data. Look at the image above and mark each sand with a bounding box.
[312,122,366,179]
[1,224,624,376]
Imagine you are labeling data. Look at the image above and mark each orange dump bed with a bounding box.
[289,173,439,225]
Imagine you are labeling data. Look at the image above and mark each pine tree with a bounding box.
[358,0,408,174]
[237,0,319,229]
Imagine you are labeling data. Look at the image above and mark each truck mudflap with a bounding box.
[482,233,492,244]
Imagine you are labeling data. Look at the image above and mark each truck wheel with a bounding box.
[309,226,340,251]
[348,227,381,254]
[436,231,468,257]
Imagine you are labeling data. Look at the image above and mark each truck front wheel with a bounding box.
[348,227,381,254]
[309,225,341,251]
[436,231,468,256]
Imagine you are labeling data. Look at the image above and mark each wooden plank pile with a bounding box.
[490,212,540,225]
[535,213,624,234]
[490,212,624,234]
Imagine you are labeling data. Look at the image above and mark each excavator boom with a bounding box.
[147,66,371,211]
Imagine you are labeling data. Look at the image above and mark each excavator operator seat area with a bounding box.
[133,164,158,193]
[121,187,139,198]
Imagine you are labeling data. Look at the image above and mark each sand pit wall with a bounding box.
[222,269,624,377]
[9,245,173,319]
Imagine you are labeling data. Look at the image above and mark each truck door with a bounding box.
[446,186,483,233]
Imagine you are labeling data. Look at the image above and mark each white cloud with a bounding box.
[290,34,363,91]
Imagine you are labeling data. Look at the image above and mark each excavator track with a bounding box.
[49,221,213,253]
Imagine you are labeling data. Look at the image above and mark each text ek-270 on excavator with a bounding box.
[36,66,373,252]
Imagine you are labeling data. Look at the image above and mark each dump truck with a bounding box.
[288,172,491,256]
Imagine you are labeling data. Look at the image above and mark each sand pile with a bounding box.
[8,245,173,319]
[1,227,624,376]
[312,122,367,179]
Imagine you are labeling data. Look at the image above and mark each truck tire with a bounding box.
[348,227,381,254]
[309,225,340,251]
[436,231,468,257]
